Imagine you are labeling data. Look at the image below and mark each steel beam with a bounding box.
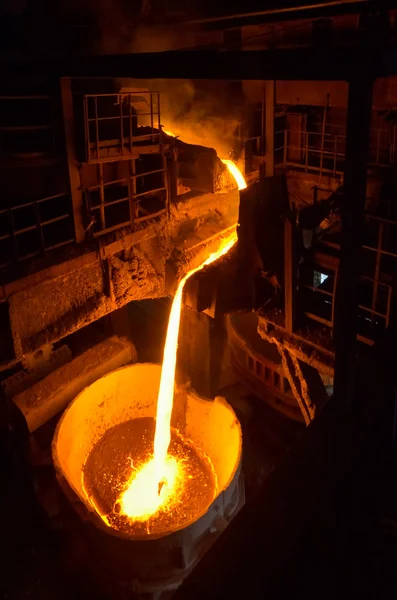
[1,46,390,81]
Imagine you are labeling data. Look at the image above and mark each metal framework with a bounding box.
[83,91,162,162]
[300,202,396,344]
[275,114,397,177]
[0,193,75,269]
[227,314,292,398]
[85,159,168,237]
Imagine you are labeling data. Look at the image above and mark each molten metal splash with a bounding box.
[119,455,179,520]
[118,232,238,521]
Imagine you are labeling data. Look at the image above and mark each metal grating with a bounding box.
[0,193,75,269]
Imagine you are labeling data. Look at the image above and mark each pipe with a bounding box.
[183,0,372,27]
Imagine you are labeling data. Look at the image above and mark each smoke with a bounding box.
[67,0,242,157]
[117,77,242,159]
[66,0,199,55]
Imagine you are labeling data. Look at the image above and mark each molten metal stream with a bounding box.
[117,132,246,523]
[119,232,239,521]
[220,159,247,190]
[163,129,247,191]
[154,233,239,468]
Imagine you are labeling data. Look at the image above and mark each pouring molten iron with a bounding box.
[162,129,247,192]
[114,232,239,526]
[54,133,245,539]
[104,132,246,528]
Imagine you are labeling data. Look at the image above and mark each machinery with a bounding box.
[2,3,397,599]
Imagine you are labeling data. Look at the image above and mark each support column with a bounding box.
[178,307,231,398]
[284,219,297,333]
[265,80,275,177]
[166,148,178,203]
[333,76,374,406]
[60,77,85,243]
[178,307,211,398]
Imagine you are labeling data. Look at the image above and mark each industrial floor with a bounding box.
[2,393,397,599]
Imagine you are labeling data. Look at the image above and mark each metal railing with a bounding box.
[85,161,168,237]
[302,205,397,343]
[278,128,346,177]
[275,122,397,177]
[302,273,392,344]
[0,193,75,269]
[83,91,162,162]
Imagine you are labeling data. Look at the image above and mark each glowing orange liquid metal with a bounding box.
[114,130,246,523]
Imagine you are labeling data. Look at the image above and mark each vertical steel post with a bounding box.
[119,94,124,155]
[265,80,275,177]
[284,219,297,333]
[130,158,137,226]
[305,131,309,172]
[319,94,329,181]
[98,163,106,231]
[261,81,266,173]
[283,128,287,165]
[333,75,374,406]
[83,96,89,161]
[333,134,338,176]
[129,94,133,154]
[60,77,85,243]
[94,96,99,161]
[371,221,384,326]
[150,93,154,143]
[376,115,381,164]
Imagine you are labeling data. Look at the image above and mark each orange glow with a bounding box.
[162,128,246,191]
[117,231,238,521]
[220,159,247,190]
[119,455,179,520]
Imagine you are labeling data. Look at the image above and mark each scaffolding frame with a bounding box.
[83,91,162,162]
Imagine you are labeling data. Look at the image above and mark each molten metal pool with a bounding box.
[53,363,242,541]
[82,416,217,537]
